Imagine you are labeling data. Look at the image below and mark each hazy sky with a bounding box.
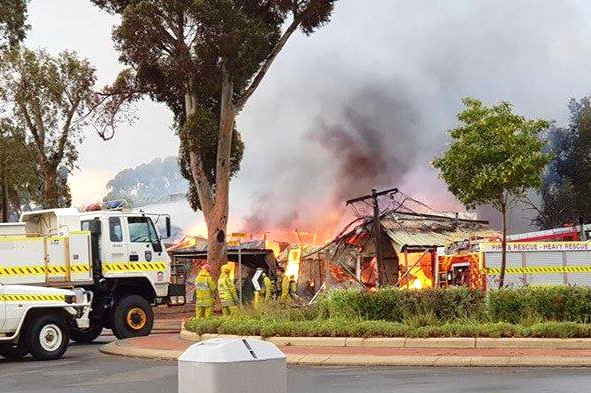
[25,0,591,234]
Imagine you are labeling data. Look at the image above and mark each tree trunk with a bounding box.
[183,67,236,281]
[0,154,8,223]
[498,204,508,288]
[42,166,59,208]
[206,66,235,281]
[206,212,228,283]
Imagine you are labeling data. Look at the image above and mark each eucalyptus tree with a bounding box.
[91,0,338,276]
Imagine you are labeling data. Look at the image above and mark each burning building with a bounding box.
[286,211,496,294]
[168,236,279,303]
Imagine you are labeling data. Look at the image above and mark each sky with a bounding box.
[24,0,591,235]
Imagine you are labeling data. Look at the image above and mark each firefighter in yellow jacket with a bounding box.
[195,263,215,318]
[262,272,273,302]
[218,263,239,316]
[278,267,290,303]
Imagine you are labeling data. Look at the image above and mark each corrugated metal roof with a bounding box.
[385,228,498,250]
[381,213,498,250]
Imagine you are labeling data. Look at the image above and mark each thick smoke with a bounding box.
[241,87,425,236]
[235,0,591,237]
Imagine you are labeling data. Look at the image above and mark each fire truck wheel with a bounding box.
[111,295,154,339]
[70,324,103,343]
[0,343,29,360]
[25,314,69,361]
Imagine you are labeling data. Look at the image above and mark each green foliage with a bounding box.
[185,317,591,339]
[0,119,36,221]
[326,288,486,322]
[186,286,591,338]
[243,302,326,322]
[488,287,591,324]
[0,0,28,50]
[0,47,100,207]
[91,0,338,213]
[433,97,551,211]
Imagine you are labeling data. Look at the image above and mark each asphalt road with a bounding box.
[2,338,591,393]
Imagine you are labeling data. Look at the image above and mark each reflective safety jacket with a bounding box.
[195,269,216,307]
[263,275,273,301]
[218,271,238,307]
[280,274,290,301]
[289,278,297,297]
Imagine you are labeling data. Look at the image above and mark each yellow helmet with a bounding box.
[222,264,232,274]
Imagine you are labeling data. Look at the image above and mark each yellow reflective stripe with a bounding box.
[0,236,43,243]
[0,294,65,302]
[0,264,90,276]
[486,266,591,275]
[70,231,91,235]
[102,262,167,273]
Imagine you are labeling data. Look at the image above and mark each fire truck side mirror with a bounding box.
[88,219,101,235]
[165,216,171,239]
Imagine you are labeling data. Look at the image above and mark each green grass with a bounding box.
[185,317,591,339]
[184,286,591,339]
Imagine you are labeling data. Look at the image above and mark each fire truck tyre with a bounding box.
[25,314,69,361]
[111,295,154,339]
[0,343,29,360]
[70,324,103,343]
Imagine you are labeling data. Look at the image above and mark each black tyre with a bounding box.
[24,314,69,361]
[70,324,103,343]
[0,343,28,360]
[111,295,153,339]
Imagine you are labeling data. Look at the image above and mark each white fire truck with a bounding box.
[1,283,91,361]
[438,240,591,290]
[0,207,185,342]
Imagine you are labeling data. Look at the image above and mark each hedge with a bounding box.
[184,286,591,339]
[488,286,591,324]
[185,317,591,339]
[326,286,591,324]
[325,287,487,322]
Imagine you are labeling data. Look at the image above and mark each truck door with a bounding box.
[0,284,5,330]
[127,216,162,265]
[104,216,128,266]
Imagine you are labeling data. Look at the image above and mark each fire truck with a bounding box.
[506,224,591,242]
[0,207,186,342]
[437,239,591,290]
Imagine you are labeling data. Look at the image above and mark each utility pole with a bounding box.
[346,187,398,288]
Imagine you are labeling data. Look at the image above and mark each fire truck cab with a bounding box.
[0,207,185,342]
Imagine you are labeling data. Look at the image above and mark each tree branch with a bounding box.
[18,103,44,154]
[235,18,301,111]
[189,150,214,216]
[53,98,81,164]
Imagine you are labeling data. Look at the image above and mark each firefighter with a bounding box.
[289,275,297,299]
[218,263,239,316]
[278,267,290,303]
[195,263,215,318]
[262,272,273,302]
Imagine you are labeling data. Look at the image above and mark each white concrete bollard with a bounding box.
[178,338,287,393]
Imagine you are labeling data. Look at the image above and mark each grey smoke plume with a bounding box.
[236,0,591,236]
[242,86,424,234]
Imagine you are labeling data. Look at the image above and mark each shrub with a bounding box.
[243,303,323,322]
[185,316,591,339]
[488,287,591,323]
[325,287,486,322]
[185,317,222,335]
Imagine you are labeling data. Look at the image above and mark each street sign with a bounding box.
[251,269,263,291]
